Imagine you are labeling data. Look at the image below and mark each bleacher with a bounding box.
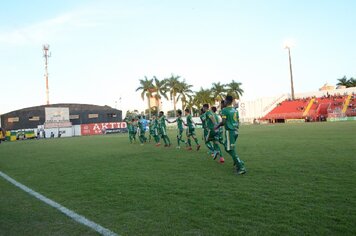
[345,95,356,117]
[263,94,354,121]
[263,99,309,120]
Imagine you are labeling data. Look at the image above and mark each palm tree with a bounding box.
[136,76,154,118]
[337,76,349,87]
[165,74,181,117]
[152,76,168,114]
[337,76,356,88]
[185,95,195,115]
[350,77,356,87]
[176,80,193,111]
[226,80,244,100]
[194,87,214,109]
[211,82,227,102]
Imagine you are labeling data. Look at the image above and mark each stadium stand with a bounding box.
[263,94,356,122]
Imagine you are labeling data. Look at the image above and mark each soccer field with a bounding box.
[1,122,355,235]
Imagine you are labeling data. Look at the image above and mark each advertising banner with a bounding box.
[81,122,127,135]
[45,107,70,122]
[327,117,356,122]
[285,119,305,123]
[44,107,72,128]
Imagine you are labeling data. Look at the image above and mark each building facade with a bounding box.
[1,103,123,131]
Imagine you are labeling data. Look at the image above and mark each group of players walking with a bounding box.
[124,95,246,175]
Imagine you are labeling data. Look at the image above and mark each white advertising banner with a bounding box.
[44,107,72,128]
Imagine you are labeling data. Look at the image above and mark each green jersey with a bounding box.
[200,113,207,129]
[149,121,155,134]
[186,114,194,129]
[132,121,138,132]
[159,115,167,129]
[177,117,184,130]
[127,121,135,133]
[214,113,224,134]
[154,119,159,129]
[138,120,145,131]
[205,110,218,130]
[221,106,239,130]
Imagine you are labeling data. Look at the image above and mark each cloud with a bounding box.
[0,10,100,45]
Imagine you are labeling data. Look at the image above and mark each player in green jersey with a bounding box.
[199,108,214,155]
[168,110,186,149]
[132,118,139,141]
[124,117,135,143]
[203,104,224,163]
[184,108,201,151]
[152,116,161,146]
[137,115,147,145]
[216,95,246,175]
[212,106,224,145]
[158,111,171,147]
[148,118,155,143]
[123,117,130,142]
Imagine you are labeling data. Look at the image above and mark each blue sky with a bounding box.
[0,0,355,114]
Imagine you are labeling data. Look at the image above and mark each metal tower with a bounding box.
[43,44,51,105]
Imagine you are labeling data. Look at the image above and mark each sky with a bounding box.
[0,0,355,115]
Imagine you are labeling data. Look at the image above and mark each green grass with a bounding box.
[1,122,355,235]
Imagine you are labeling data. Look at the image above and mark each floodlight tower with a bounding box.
[43,44,51,105]
[284,41,295,100]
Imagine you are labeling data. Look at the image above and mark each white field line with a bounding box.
[0,170,118,236]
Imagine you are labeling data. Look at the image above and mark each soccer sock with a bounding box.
[179,135,186,144]
[177,135,180,146]
[235,153,244,168]
[205,142,214,152]
[166,135,171,145]
[227,150,244,167]
[187,138,192,147]
[162,136,167,145]
[194,137,199,145]
[227,150,236,165]
[213,142,222,156]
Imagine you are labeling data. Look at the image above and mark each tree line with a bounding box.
[135,74,244,118]
[131,75,356,118]
[336,76,356,88]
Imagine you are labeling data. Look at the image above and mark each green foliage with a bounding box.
[137,76,244,115]
[152,76,169,113]
[176,79,193,111]
[165,74,182,117]
[211,82,227,101]
[194,87,214,107]
[136,76,155,117]
[226,80,244,99]
[337,76,356,88]
[1,122,355,235]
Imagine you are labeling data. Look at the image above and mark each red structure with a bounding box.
[263,94,356,122]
